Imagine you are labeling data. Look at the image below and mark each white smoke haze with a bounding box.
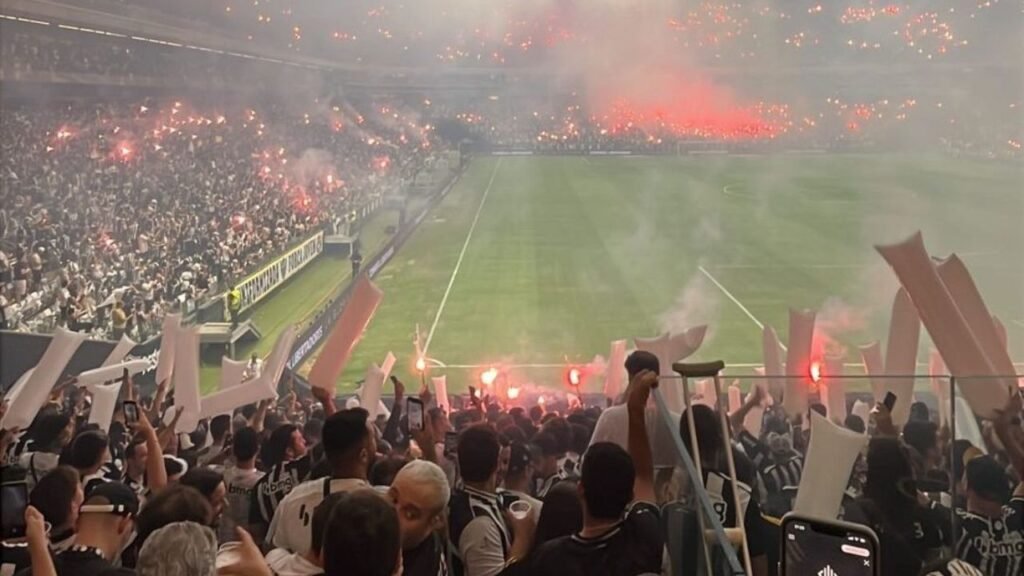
[658,274,721,343]
[288,148,337,187]
[815,295,869,354]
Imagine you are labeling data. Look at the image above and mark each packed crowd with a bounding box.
[0,350,1020,576]
[60,0,1019,68]
[0,29,146,78]
[0,95,435,339]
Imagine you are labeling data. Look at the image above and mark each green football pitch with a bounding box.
[206,154,1024,395]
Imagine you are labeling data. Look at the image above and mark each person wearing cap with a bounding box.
[16,481,139,576]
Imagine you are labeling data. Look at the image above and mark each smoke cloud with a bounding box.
[658,273,721,341]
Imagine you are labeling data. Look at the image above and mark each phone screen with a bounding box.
[1,483,28,539]
[407,398,424,431]
[123,401,139,425]
[444,431,458,457]
[783,518,878,576]
[883,392,897,412]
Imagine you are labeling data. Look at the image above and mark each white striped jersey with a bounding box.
[953,498,1023,576]
[250,454,312,529]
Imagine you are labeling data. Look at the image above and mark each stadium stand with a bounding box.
[0,1,1021,576]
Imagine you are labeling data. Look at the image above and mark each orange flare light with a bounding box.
[480,367,499,387]
[415,357,427,372]
[809,361,822,383]
[567,367,582,387]
[507,386,521,400]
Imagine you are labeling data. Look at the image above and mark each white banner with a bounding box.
[1,328,86,430]
[361,352,396,420]
[432,376,450,414]
[219,357,249,390]
[173,326,202,433]
[794,412,868,519]
[102,335,137,367]
[155,314,181,387]
[88,382,124,433]
[237,231,324,311]
[76,360,151,387]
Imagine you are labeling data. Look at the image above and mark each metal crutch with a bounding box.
[676,361,754,576]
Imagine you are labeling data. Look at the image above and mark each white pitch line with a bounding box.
[1013,319,1024,329]
[698,265,765,331]
[698,265,789,352]
[443,363,568,369]
[721,183,749,199]
[714,264,868,270]
[437,361,1024,370]
[423,159,503,356]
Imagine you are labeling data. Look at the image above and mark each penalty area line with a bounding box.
[697,265,764,331]
[423,158,503,356]
[698,265,788,352]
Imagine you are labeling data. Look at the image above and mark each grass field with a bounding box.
[238,154,1024,396]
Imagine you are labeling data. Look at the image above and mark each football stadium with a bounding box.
[1,1,1022,575]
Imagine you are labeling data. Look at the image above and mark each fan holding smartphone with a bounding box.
[407,397,425,432]
[0,481,29,540]
[782,514,880,576]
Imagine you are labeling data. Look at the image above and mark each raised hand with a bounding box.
[871,401,897,437]
[390,375,406,400]
[626,369,659,414]
[993,388,1022,428]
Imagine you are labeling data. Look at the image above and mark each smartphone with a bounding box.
[1,481,28,539]
[407,397,425,432]
[781,514,880,576]
[443,431,458,458]
[883,391,897,413]
[123,400,139,425]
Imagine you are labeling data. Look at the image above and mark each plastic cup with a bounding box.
[509,500,531,520]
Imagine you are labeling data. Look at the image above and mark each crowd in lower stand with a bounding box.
[0,96,436,340]
[1,350,1020,576]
